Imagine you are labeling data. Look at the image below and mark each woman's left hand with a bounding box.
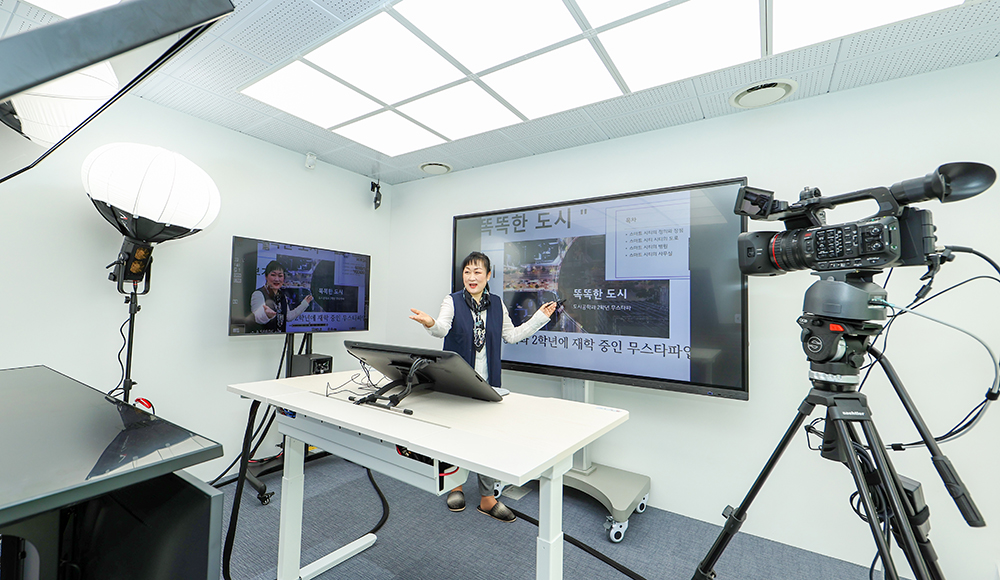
[540,301,558,317]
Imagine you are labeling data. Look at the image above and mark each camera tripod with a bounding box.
[693,271,984,580]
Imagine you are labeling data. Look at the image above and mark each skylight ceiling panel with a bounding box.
[772,0,963,55]
[395,82,522,141]
[599,0,760,92]
[304,11,464,105]
[394,0,583,73]
[574,0,674,28]
[240,60,381,128]
[333,111,446,156]
[481,40,622,120]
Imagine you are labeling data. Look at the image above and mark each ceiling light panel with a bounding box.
[574,0,674,28]
[333,111,446,156]
[396,82,522,140]
[24,0,119,18]
[481,40,622,119]
[305,12,465,105]
[240,61,381,128]
[773,0,964,54]
[598,0,761,92]
[394,0,583,73]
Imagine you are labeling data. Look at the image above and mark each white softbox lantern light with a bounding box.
[82,142,221,243]
[10,61,118,148]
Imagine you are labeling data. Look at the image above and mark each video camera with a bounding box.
[735,163,996,276]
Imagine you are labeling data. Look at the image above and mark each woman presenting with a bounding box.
[409,251,557,522]
[250,260,313,333]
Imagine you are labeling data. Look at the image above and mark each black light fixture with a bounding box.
[82,143,221,402]
[371,180,382,210]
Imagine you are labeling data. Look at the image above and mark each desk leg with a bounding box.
[536,456,572,580]
[277,436,305,580]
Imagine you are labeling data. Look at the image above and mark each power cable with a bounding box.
[507,506,649,580]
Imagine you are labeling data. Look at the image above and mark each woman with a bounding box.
[250,260,313,333]
[409,251,557,522]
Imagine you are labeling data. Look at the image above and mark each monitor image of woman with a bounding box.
[250,260,313,333]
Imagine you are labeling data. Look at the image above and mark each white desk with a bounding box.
[229,370,628,580]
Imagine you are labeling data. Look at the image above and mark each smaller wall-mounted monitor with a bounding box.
[229,236,370,336]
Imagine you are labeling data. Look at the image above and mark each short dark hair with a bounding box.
[461,251,490,273]
[264,260,286,275]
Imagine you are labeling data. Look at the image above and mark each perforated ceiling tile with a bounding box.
[394,130,514,164]
[176,43,270,94]
[516,123,608,156]
[13,2,57,24]
[695,41,840,95]
[0,0,16,12]
[223,0,345,64]
[310,0,383,23]
[583,81,697,121]
[497,109,593,141]
[377,166,427,185]
[454,142,533,170]
[698,91,746,119]
[832,28,1000,91]
[318,147,393,176]
[147,31,221,78]
[841,1,1000,60]
[4,14,45,37]
[596,100,704,140]
[242,117,349,156]
[137,82,268,132]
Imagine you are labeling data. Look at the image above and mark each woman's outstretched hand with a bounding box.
[540,301,558,317]
[409,308,434,328]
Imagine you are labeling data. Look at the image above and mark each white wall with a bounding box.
[0,96,393,482]
[388,57,1000,578]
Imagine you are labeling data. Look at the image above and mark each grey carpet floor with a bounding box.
[219,454,880,580]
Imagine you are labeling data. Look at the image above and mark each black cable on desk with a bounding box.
[507,507,649,580]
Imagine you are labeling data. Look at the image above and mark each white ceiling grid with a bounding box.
[4,0,1000,184]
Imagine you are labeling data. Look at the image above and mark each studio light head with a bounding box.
[82,142,221,293]
[735,163,996,276]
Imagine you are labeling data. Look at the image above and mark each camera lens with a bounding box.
[769,229,812,272]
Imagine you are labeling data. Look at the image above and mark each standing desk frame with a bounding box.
[229,370,628,580]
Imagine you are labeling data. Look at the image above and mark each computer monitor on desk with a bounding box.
[343,340,502,408]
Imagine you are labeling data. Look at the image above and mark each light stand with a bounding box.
[107,237,153,404]
[693,270,983,580]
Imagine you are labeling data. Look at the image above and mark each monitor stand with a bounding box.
[560,378,650,544]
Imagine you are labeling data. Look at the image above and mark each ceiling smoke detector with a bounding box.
[420,162,452,175]
[729,79,798,109]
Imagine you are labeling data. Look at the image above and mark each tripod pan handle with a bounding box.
[932,455,985,527]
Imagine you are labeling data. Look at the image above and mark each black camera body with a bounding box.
[735,163,995,276]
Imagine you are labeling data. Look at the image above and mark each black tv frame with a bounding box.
[228,236,371,337]
[452,178,750,400]
[344,340,503,406]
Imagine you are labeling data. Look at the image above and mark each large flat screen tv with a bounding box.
[229,236,370,336]
[452,179,749,400]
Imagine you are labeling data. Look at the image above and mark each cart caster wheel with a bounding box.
[604,516,629,543]
[259,492,274,505]
[635,493,648,514]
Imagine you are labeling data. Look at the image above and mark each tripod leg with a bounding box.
[860,421,941,580]
[832,419,902,580]
[692,399,815,580]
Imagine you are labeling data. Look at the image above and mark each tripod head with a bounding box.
[797,270,887,393]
